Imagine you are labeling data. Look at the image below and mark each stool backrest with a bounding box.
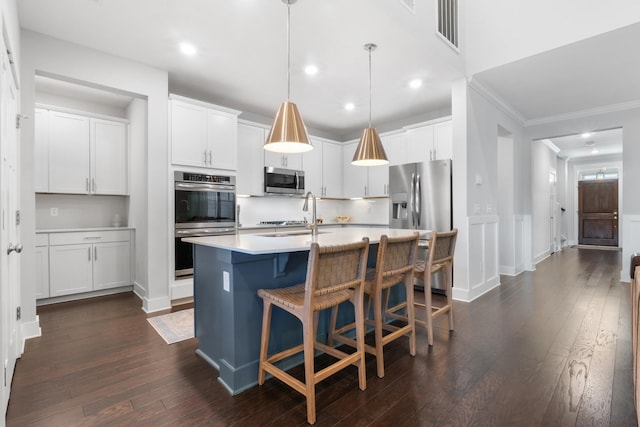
[305,238,369,301]
[427,228,458,267]
[375,233,420,281]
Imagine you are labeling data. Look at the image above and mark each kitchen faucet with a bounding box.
[302,191,318,237]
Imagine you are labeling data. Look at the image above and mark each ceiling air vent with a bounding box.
[400,0,416,14]
[437,0,458,49]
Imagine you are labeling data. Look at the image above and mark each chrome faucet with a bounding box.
[302,191,318,236]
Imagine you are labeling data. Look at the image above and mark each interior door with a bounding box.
[578,179,618,246]
[1,36,20,415]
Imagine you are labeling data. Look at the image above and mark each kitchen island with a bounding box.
[184,227,426,395]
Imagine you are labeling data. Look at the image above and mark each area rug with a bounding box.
[147,308,194,344]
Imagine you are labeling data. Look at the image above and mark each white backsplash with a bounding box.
[36,194,129,229]
[237,197,388,227]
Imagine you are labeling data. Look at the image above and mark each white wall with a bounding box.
[497,133,515,273]
[525,106,640,281]
[451,79,529,302]
[127,98,148,299]
[464,1,640,75]
[36,91,127,118]
[531,141,556,262]
[35,194,128,229]
[20,30,170,330]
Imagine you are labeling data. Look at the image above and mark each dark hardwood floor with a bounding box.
[6,247,637,426]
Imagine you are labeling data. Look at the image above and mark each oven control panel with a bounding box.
[175,171,235,185]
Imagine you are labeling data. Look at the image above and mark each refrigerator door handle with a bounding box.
[410,173,416,227]
[416,174,421,227]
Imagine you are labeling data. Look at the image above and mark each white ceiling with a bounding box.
[17,1,640,144]
[472,22,640,122]
[18,0,464,140]
[542,128,623,160]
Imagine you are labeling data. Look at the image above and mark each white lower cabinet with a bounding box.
[35,234,50,299]
[42,230,132,299]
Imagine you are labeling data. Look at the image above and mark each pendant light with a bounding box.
[264,0,313,153]
[352,43,388,166]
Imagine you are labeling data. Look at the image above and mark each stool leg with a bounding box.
[303,313,317,424]
[328,305,339,347]
[405,276,416,356]
[373,288,385,378]
[353,290,367,391]
[258,300,272,385]
[446,264,454,331]
[425,280,434,346]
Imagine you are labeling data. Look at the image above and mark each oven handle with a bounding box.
[176,228,236,237]
[175,182,235,192]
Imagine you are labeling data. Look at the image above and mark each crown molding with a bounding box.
[525,100,640,127]
[540,138,560,154]
[467,78,526,125]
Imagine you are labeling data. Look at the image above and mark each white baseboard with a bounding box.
[37,286,133,306]
[533,251,550,265]
[133,281,145,300]
[500,265,517,276]
[171,279,193,300]
[20,315,42,353]
[143,295,172,313]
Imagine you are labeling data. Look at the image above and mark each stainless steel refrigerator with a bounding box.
[389,159,452,290]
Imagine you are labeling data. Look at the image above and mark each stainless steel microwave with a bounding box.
[264,167,305,195]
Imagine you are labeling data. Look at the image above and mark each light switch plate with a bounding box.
[50,208,58,216]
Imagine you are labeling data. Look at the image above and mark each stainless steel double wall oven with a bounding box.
[174,171,236,278]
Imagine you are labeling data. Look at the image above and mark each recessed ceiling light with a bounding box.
[591,149,599,154]
[409,79,422,89]
[344,103,355,111]
[581,132,592,138]
[180,43,197,56]
[304,65,318,75]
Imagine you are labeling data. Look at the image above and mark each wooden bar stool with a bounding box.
[329,232,419,378]
[411,228,458,346]
[257,238,369,425]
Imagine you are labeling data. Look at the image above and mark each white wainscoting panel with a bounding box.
[467,215,501,301]
[621,215,640,283]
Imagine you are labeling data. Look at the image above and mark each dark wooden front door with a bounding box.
[578,179,618,246]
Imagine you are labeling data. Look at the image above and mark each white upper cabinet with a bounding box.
[48,111,91,194]
[381,132,407,166]
[433,120,453,160]
[342,142,368,198]
[303,138,343,198]
[303,137,323,196]
[321,140,343,198]
[406,119,452,161]
[91,119,128,195]
[34,108,49,192]
[36,108,129,195]
[170,96,239,170]
[237,123,267,196]
[264,150,302,170]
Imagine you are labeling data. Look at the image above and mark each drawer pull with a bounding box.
[83,236,101,240]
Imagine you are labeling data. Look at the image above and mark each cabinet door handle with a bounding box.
[208,150,212,165]
[203,149,207,164]
[86,178,90,192]
[92,178,96,193]
[88,247,91,261]
[94,246,97,261]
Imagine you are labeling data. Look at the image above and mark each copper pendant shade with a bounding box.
[265,0,312,154]
[352,43,388,166]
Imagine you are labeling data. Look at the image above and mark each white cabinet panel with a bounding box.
[170,98,239,170]
[265,150,302,170]
[207,110,237,170]
[170,100,208,168]
[381,133,407,166]
[35,245,49,299]
[322,141,343,198]
[303,138,323,196]
[48,111,90,194]
[342,142,368,198]
[367,165,389,197]
[93,241,131,290]
[91,119,128,195]
[237,123,267,196]
[406,125,434,163]
[434,121,452,160]
[34,108,49,192]
[49,244,93,297]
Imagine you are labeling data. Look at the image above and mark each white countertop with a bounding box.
[184,227,429,255]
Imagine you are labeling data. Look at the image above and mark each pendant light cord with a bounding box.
[368,46,372,127]
[287,1,291,101]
